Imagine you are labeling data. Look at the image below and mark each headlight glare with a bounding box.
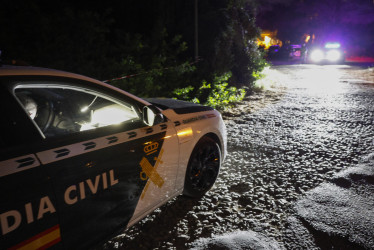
[326,50,341,62]
[310,49,324,62]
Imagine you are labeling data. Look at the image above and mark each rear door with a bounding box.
[8,77,179,249]
[0,83,62,249]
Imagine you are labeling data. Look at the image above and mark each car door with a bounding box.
[0,84,63,249]
[9,77,179,249]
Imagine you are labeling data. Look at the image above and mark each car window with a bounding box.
[14,85,140,139]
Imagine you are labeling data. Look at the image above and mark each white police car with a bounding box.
[0,65,226,249]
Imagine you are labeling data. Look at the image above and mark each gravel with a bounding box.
[284,153,374,249]
[102,64,374,249]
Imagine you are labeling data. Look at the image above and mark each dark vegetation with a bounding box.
[0,0,268,108]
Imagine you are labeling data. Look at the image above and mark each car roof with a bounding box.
[0,65,105,84]
[0,65,149,105]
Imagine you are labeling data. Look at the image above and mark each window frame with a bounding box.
[0,82,41,152]
[5,75,148,142]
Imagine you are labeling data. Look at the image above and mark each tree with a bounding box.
[195,0,265,86]
[0,1,117,79]
[1,0,268,98]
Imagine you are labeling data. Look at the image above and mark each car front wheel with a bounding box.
[183,136,221,198]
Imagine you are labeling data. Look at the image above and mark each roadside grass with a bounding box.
[173,65,290,112]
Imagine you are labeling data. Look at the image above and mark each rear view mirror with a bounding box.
[143,105,164,126]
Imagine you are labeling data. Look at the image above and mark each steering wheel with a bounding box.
[35,99,55,133]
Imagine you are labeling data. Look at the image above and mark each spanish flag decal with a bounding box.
[9,225,61,250]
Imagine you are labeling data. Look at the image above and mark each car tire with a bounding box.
[183,136,221,198]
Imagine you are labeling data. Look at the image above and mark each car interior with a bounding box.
[14,86,140,138]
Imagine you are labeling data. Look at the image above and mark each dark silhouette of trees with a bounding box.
[0,1,117,79]
[0,0,266,97]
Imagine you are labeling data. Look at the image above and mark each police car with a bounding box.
[0,65,227,249]
[306,42,346,64]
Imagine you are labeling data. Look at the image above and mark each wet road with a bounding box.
[102,64,374,249]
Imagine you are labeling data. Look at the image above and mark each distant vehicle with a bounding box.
[0,65,226,249]
[305,42,346,64]
[267,45,281,59]
[288,44,302,60]
[266,44,302,61]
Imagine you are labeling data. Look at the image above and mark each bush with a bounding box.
[173,72,246,110]
[109,31,196,98]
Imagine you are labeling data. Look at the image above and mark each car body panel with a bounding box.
[161,108,226,190]
[0,155,61,249]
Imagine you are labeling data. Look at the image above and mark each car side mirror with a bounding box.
[143,105,164,126]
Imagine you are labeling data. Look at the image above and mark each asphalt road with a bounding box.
[102,64,374,249]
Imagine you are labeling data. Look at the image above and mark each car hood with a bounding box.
[145,98,214,115]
